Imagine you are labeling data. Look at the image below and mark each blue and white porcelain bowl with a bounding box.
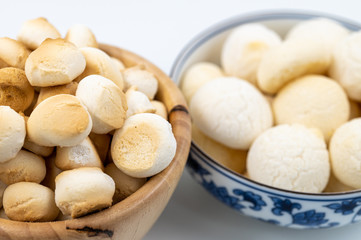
[171,10,361,229]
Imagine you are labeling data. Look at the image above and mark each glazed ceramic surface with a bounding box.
[171,11,361,229]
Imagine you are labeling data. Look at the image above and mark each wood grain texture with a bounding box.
[0,44,191,240]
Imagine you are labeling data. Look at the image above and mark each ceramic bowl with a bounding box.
[0,45,191,240]
[171,10,361,229]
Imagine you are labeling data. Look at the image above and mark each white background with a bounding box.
[1,1,361,239]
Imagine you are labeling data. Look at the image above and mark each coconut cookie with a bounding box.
[111,113,177,178]
[329,118,361,189]
[0,67,34,112]
[105,163,146,204]
[55,167,115,218]
[181,62,223,103]
[123,66,158,99]
[0,150,46,185]
[0,106,26,163]
[257,37,330,94]
[273,75,349,141]
[25,38,86,87]
[17,17,61,50]
[221,23,281,86]
[3,182,59,221]
[190,77,273,150]
[76,75,127,134]
[55,137,103,170]
[27,94,92,147]
[65,24,98,48]
[329,31,361,102]
[0,37,30,69]
[76,47,124,90]
[247,124,330,193]
[192,124,247,174]
[286,18,349,52]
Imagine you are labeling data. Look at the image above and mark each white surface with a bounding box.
[1,0,361,239]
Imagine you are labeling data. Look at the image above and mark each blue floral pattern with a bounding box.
[187,148,361,229]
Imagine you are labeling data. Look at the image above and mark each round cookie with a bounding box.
[0,106,26,163]
[76,47,124,90]
[17,17,61,50]
[27,94,92,147]
[273,75,349,142]
[76,75,127,134]
[3,182,59,221]
[192,124,247,174]
[0,150,46,185]
[247,124,330,193]
[329,31,361,102]
[55,167,115,218]
[125,86,155,118]
[221,23,281,86]
[190,77,273,149]
[65,24,98,48]
[329,118,361,189]
[181,62,223,103]
[257,38,330,94]
[36,81,78,107]
[151,100,168,120]
[104,163,146,204]
[111,113,177,178]
[123,66,158,99]
[25,38,86,87]
[0,37,30,69]
[55,137,103,170]
[0,67,34,112]
[286,18,349,51]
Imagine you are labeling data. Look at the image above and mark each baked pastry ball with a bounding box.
[111,57,125,71]
[25,38,86,87]
[105,163,146,204]
[76,47,124,90]
[151,100,168,120]
[0,106,26,163]
[0,37,30,69]
[111,113,177,178]
[3,182,59,221]
[247,124,330,193]
[329,118,361,189]
[65,24,98,48]
[257,38,330,94]
[181,62,223,103]
[17,17,61,50]
[192,124,247,174]
[76,75,127,134]
[27,94,92,147]
[123,66,158,99]
[221,24,281,86]
[273,75,349,141]
[125,86,155,118]
[190,77,273,149]
[0,150,46,185]
[329,31,361,102]
[36,81,78,107]
[286,18,349,51]
[55,167,115,218]
[0,67,34,112]
[55,137,103,170]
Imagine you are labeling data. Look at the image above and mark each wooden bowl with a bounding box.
[0,44,191,240]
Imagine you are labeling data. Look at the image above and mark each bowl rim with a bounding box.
[170,9,361,197]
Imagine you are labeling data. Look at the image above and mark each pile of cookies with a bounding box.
[183,18,361,194]
[0,17,177,221]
